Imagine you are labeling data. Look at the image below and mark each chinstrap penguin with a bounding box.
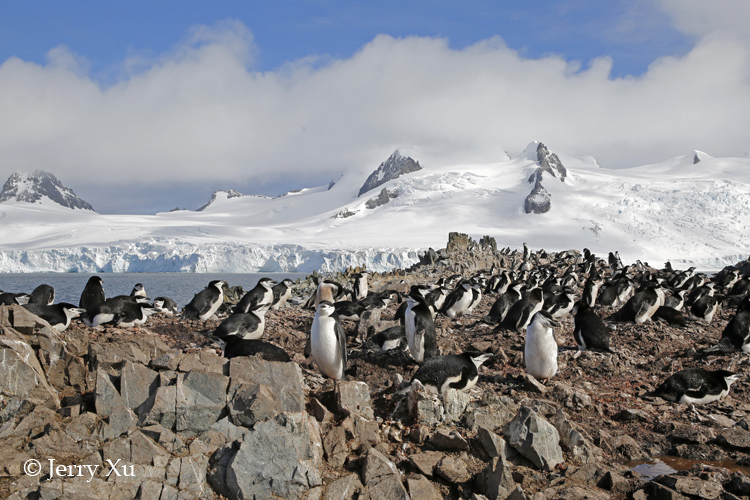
[310,301,348,379]
[571,301,614,352]
[23,302,85,332]
[649,368,741,404]
[404,291,439,363]
[410,351,493,394]
[524,310,559,380]
[184,280,227,320]
[79,276,105,311]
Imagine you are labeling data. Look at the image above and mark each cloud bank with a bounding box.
[0,5,749,212]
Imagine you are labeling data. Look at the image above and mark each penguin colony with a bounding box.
[2,244,748,408]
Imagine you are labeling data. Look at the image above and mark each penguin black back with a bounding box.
[80,276,106,311]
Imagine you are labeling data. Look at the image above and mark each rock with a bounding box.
[229,357,305,413]
[435,455,472,484]
[94,367,124,415]
[614,408,650,422]
[637,481,689,500]
[553,410,600,463]
[655,475,723,499]
[138,385,177,430]
[0,305,48,333]
[174,370,229,433]
[522,374,547,394]
[178,349,227,374]
[337,380,375,419]
[151,350,184,371]
[65,411,99,442]
[323,425,349,467]
[220,412,322,500]
[504,407,564,471]
[324,473,363,500]
[475,457,515,500]
[129,430,169,465]
[429,428,470,452]
[120,360,159,410]
[0,336,60,411]
[108,405,137,436]
[406,475,442,500]
[443,388,472,422]
[465,397,518,433]
[309,397,333,424]
[358,150,421,197]
[352,415,381,449]
[477,427,507,459]
[407,384,444,425]
[357,308,382,341]
[716,427,750,450]
[362,447,400,485]
[726,474,750,496]
[362,475,410,500]
[408,451,443,477]
[227,381,280,427]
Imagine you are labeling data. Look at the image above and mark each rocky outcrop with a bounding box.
[365,187,398,209]
[0,170,95,211]
[524,174,552,214]
[523,142,565,215]
[197,190,246,211]
[358,150,421,197]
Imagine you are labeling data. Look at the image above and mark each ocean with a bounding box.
[0,272,309,308]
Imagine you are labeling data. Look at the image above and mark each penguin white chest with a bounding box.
[311,315,345,379]
[525,324,558,380]
[405,306,425,361]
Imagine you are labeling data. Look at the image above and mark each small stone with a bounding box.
[323,473,363,500]
[408,451,443,477]
[435,455,472,484]
[406,475,442,500]
[337,380,375,419]
[429,428,470,452]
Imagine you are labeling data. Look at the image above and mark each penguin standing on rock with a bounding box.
[184,280,227,320]
[80,276,105,311]
[410,351,493,394]
[524,311,559,380]
[310,301,347,379]
[649,368,741,404]
[404,291,439,363]
[571,301,614,352]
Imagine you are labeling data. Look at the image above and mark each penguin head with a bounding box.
[721,370,742,387]
[465,351,493,368]
[531,310,557,328]
[316,301,336,317]
[131,283,146,297]
[209,280,227,290]
[571,300,589,316]
[61,303,86,319]
[258,277,278,289]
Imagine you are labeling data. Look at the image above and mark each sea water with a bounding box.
[0,272,308,308]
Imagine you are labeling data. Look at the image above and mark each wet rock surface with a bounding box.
[1,246,750,499]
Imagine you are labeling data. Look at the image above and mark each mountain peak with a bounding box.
[358,149,422,197]
[197,189,245,211]
[0,170,95,211]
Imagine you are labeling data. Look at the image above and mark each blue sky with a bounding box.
[0,1,748,213]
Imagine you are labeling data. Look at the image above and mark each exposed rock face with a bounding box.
[358,150,421,197]
[0,170,95,211]
[523,142,565,214]
[197,190,246,211]
[365,188,398,209]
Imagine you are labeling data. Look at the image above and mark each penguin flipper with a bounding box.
[335,319,348,368]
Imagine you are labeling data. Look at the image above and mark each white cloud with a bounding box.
[0,13,749,212]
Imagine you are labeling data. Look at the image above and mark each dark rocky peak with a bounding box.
[0,170,95,211]
[197,189,245,211]
[358,150,422,197]
[535,142,567,181]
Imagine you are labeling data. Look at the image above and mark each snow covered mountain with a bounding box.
[0,144,748,273]
[0,170,95,211]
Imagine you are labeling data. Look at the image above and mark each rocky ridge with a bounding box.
[0,171,95,211]
[358,150,422,197]
[1,236,750,499]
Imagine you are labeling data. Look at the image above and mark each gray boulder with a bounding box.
[504,407,564,471]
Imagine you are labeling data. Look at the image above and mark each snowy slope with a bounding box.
[0,144,748,272]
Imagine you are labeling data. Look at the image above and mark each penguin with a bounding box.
[234,278,277,314]
[183,280,227,320]
[309,301,347,379]
[582,275,603,307]
[369,325,407,352]
[352,272,369,301]
[480,291,515,325]
[440,281,475,318]
[704,295,750,353]
[598,276,634,308]
[410,351,493,394]
[0,292,31,305]
[663,289,687,311]
[649,368,741,404]
[313,280,341,309]
[728,278,750,298]
[612,284,665,324]
[214,310,266,340]
[652,306,687,327]
[270,278,295,310]
[545,287,577,319]
[29,284,55,305]
[110,301,157,328]
[219,338,291,362]
[500,288,544,332]
[404,291,439,363]
[686,282,714,308]
[689,295,719,324]
[524,311,559,380]
[130,283,147,298]
[333,300,368,322]
[152,296,179,316]
[82,296,137,327]
[22,303,85,332]
[466,284,483,314]
[714,269,741,292]
[571,301,614,352]
[80,276,105,311]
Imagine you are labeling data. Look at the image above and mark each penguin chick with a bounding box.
[524,310,559,380]
[310,301,347,379]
